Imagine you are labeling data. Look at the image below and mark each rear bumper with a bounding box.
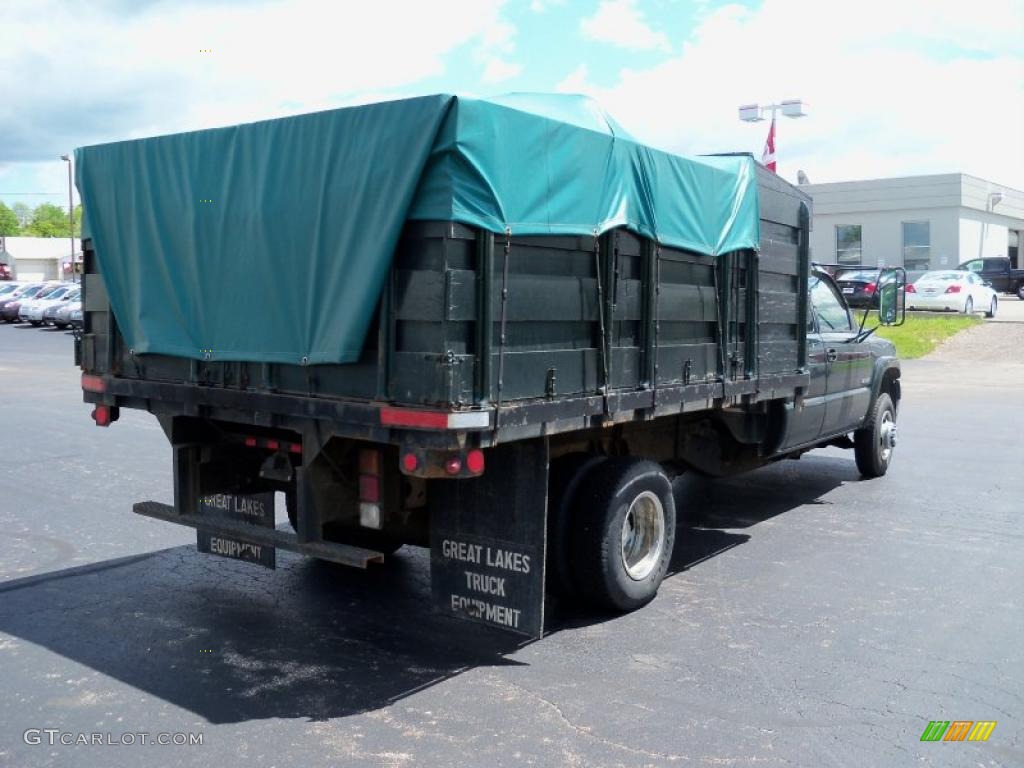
[842,293,876,308]
[908,295,964,311]
[133,500,385,568]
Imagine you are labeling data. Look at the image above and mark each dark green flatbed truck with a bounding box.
[75,98,904,638]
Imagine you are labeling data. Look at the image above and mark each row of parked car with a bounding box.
[834,268,1002,317]
[0,281,83,329]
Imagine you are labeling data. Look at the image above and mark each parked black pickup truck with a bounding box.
[957,256,1024,299]
[73,94,905,638]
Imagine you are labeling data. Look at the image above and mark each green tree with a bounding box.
[73,204,82,237]
[0,202,19,236]
[11,202,31,229]
[24,202,72,237]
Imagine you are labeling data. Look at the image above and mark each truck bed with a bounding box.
[79,165,810,447]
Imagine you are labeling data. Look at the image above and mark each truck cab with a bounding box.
[957,256,1024,299]
[780,267,900,477]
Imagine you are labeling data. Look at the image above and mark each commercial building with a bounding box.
[0,236,80,281]
[801,174,1024,272]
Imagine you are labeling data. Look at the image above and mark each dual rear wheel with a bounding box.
[548,455,675,612]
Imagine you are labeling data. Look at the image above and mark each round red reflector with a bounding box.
[402,453,419,472]
[444,456,462,475]
[466,449,485,474]
[92,405,111,427]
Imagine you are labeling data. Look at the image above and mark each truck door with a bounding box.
[810,275,872,437]
[781,293,827,449]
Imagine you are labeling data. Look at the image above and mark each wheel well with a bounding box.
[880,368,901,408]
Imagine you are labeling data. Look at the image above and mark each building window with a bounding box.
[835,225,862,265]
[902,221,930,270]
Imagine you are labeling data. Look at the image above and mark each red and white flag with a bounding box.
[762,117,776,173]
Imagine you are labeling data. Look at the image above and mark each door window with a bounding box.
[809,275,852,332]
[962,259,983,273]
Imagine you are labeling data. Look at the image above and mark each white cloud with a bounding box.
[581,0,670,52]
[481,58,524,83]
[467,12,523,85]
[530,0,566,12]
[556,64,591,93]
[563,0,1024,189]
[0,0,514,162]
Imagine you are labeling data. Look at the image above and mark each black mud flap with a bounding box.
[195,492,276,569]
[429,438,548,638]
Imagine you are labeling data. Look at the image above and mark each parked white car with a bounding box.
[18,284,78,326]
[906,270,997,317]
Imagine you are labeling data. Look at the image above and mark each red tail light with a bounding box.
[358,448,383,529]
[81,373,106,393]
[465,449,485,475]
[92,405,111,427]
[864,282,877,294]
[945,285,961,294]
[906,284,916,293]
[359,448,382,501]
[358,474,381,503]
[401,452,419,472]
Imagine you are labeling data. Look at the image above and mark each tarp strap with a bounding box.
[493,228,513,433]
[593,233,611,418]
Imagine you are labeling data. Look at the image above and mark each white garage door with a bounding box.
[13,258,58,282]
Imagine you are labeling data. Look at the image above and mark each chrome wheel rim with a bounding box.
[879,410,896,462]
[620,491,665,581]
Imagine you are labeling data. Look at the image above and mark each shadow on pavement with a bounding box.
[0,454,856,724]
[0,545,525,724]
[664,454,856,576]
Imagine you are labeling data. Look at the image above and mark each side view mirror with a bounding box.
[983,280,993,287]
[877,267,906,326]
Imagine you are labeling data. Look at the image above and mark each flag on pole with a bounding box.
[762,117,776,173]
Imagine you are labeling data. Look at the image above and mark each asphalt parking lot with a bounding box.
[1,316,1021,767]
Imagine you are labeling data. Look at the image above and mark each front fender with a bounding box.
[868,356,901,414]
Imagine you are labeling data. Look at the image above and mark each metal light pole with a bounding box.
[738,100,807,171]
[61,154,75,283]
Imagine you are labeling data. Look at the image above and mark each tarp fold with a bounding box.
[77,93,759,364]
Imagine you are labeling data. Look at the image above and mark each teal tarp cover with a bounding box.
[76,93,759,365]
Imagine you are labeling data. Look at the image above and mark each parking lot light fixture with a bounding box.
[737,100,807,172]
[61,154,75,283]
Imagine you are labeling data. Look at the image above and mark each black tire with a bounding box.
[1017,283,1024,301]
[571,458,675,612]
[985,297,997,318]
[29,320,41,327]
[854,393,896,478]
[54,322,67,330]
[963,297,973,315]
[285,490,402,555]
[546,453,607,602]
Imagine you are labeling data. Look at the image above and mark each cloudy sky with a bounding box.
[2,0,1022,209]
